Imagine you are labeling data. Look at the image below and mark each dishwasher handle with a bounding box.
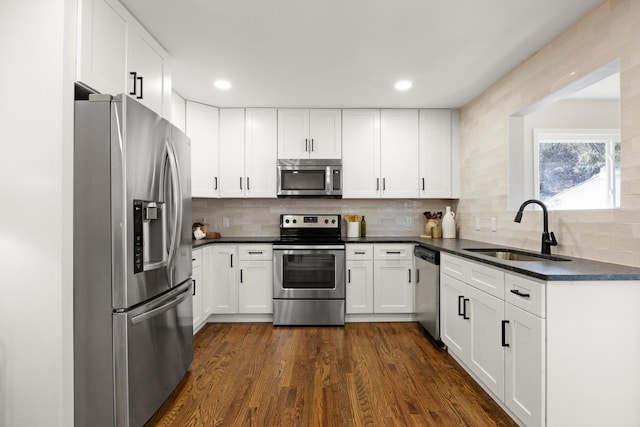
[414,246,440,265]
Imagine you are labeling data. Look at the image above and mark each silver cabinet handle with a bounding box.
[354,251,366,255]
[311,138,314,151]
[408,269,411,283]
[383,178,386,191]
[422,177,425,191]
[248,251,263,255]
[230,254,233,268]
[305,138,309,152]
[376,178,380,191]
[239,177,243,190]
[214,177,218,190]
[247,177,250,190]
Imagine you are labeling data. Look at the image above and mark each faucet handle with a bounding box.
[546,231,558,246]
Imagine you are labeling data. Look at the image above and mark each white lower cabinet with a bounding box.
[346,244,374,314]
[346,243,414,314]
[238,245,273,314]
[373,244,414,313]
[466,285,505,400]
[441,253,544,427]
[191,249,204,330]
[504,303,545,427]
[208,244,272,315]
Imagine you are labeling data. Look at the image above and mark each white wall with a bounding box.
[0,0,75,425]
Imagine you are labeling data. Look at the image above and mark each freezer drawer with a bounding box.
[114,281,194,427]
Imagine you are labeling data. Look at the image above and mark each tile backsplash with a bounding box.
[192,198,459,237]
[457,0,640,267]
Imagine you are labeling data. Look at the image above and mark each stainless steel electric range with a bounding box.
[272,214,345,326]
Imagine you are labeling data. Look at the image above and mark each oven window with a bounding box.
[281,170,326,190]
[283,254,335,289]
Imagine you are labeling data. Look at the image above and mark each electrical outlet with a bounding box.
[223,217,230,228]
[475,217,481,231]
[491,218,497,232]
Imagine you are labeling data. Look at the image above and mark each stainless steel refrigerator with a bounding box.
[73,94,193,427]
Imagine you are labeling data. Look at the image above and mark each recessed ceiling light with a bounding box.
[395,80,412,91]
[214,80,232,90]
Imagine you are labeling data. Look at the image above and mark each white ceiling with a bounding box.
[120,0,603,108]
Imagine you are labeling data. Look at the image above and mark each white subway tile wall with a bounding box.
[458,0,640,267]
[193,198,458,238]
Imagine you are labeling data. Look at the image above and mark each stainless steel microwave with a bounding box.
[277,159,342,198]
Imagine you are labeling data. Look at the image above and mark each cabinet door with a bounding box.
[219,109,246,198]
[342,109,381,198]
[440,273,468,360]
[130,23,171,117]
[346,260,374,314]
[192,258,203,330]
[309,109,342,159]
[419,109,452,198]
[277,109,310,159]
[77,0,133,95]
[467,286,505,401]
[505,304,545,427]
[380,109,419,198]
[208,245,238,314]
[374,260,413,313]
[171,91,186,132]
[245,108,277,198]
[186,101,219,197]
[238,260,273,314]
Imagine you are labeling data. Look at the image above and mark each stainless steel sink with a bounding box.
[463,248,571,262]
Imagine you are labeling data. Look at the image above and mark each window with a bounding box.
[533,129,620,210]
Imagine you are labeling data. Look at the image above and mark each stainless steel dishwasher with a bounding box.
[414,245,441,343]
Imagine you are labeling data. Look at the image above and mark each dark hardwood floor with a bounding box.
[146,322,517,426]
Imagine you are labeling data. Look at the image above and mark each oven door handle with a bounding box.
[273,245,345,251]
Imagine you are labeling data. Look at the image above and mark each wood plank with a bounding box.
[146,323,517,426]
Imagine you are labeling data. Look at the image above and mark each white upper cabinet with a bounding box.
[129,23,172,116]
[171,91,186,132]
[77,0,132,96]
[419,109,453,198]
[343,109,419,199]
[380,109,419,198]
[277,109,341,159]
[219,108,278,198]
[219,109,246,198]
[244,108,278,198]
[186,101,219,198]
[342,109,381,198]
[77,0,172,117]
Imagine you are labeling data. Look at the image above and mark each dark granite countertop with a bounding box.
[192,235,640,281]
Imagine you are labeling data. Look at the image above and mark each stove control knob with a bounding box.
[324,219,329,224]
[331,219,336,224]
[292,219,297,224]
[285,219,290,224]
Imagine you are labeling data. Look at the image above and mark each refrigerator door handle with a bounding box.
[165,140,182,269]
[131,283,191,325]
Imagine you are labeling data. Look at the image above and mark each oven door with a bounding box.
[273,245,345,299]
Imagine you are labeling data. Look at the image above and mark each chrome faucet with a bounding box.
[514,199,558,255]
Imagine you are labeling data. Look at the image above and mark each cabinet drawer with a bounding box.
[441,254,504,299]
[239,244,273,261]
[192,249,202,267]
[346,244,373,260]
[505,273,545,318]
[374,244,414,261]
[468,260,504,300]
[441,253,467,281]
